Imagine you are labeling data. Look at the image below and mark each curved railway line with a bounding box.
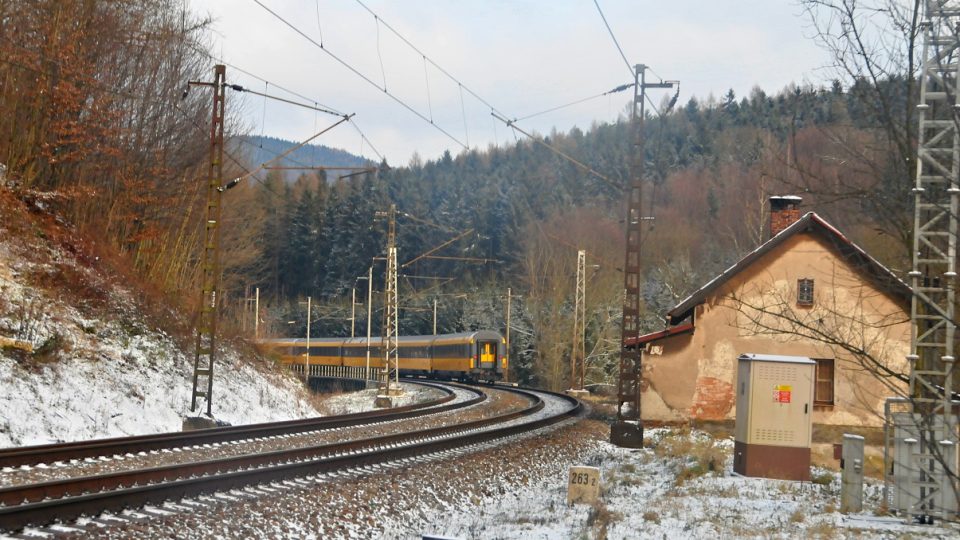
[0,382,581,534]
[0,380,471,470]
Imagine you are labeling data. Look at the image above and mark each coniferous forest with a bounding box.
[224,80,915,391]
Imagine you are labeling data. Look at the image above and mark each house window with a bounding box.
[797,278,815,306]
[815,358,834,406]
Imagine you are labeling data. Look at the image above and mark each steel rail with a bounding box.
[0,386,579,532]
[0,387,534,507]
[0,380,478,469]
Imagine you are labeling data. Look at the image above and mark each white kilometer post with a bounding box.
[567,466,601,505]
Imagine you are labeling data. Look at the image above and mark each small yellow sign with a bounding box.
[773,384,792,403]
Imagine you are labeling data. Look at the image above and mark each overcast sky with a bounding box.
[189,1,831,165]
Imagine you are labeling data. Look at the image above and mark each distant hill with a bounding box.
[235,135,374,181]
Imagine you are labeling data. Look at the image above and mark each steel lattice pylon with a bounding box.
[612,66,645,443]
[571,250,587,391]
[611,65,674,448]
[190,64,226,416]
[380,205,400,395]
[887,0,960,519]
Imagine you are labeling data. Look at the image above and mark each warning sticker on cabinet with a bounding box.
[773,385,792,403]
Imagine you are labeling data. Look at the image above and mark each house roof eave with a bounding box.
[664,212,911,323]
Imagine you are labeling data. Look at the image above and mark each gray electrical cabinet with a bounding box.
[734,353,815,481]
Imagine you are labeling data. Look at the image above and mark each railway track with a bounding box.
[0,384,581,534]
[0,380,474,470]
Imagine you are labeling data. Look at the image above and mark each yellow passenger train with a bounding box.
[256,331,507,383]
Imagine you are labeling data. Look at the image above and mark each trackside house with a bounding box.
[635,197,910,427]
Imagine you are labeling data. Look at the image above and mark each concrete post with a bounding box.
[841,433,865,513]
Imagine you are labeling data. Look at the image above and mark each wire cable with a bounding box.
[187,41,343,115]
[375,15,388,91]
[514,82,634,122]
[346,0,643,186]
[259,81,268,147]
[349,119,384,162]
[423,56,434,123]
[352,0,509,120]
[593,0,634,79]
[185,40,384,164]
[459,83,469,148]
[314,0,324,46]
[491,112,621,192]
[239,114,354,182]
[253,0,468,149]
[226,83,344,116]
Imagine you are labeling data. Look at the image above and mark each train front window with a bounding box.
[479,341,496,363]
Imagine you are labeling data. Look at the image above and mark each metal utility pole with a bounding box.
[365,265,373,384]
[571,250,587,391]
[242,286,261,339]
[254,287,260,340]
[505,287,512,383]
[611,64,675,448]
[377,204,401,397]
[886,1,960,520]
[189,64,226,417]
[300,296,312,382]
[351,287,357,338]
[433,298,438,335]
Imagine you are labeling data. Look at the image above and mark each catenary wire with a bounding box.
[593,0,634,79]
[491,111,620,192]
[252,0,468,150]
[347,0,646,187]
[186,41,385,163]
[514,82,634,122]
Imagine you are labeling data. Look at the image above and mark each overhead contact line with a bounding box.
[490,112,621,193]
[593,0,634,79]
[188,43,385,162]
[252,0,469,150]
[513,82,635,122]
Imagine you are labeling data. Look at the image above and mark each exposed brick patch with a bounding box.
[770,207,801,236]
[689,376,735,420]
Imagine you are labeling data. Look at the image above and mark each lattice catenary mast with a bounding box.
[378,204,401,397]
[189,64,227,417]
[611,65,674,447]
[886,0,960,520]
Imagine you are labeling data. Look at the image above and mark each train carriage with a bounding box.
[256,330,507,383]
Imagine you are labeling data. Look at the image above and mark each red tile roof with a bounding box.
[664,212,910,325]
[625,322,694,347]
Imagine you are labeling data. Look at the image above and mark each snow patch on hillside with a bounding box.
[0,197,318,448]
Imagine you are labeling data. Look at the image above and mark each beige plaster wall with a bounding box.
[642,233,910,427]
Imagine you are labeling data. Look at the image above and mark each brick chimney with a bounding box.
[769,196,802,238]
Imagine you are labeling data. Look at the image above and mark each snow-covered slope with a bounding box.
[0,188,318,447]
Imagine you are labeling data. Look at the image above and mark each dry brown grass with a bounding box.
[586,501,622,540]
[807,520,839,539]
[653,428,728,485]
[810,442,886,479]
[812,424,883,445]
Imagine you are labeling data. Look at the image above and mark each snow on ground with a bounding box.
[415,425,959,539]
[316,383,443,415]
[0,196,318,448]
